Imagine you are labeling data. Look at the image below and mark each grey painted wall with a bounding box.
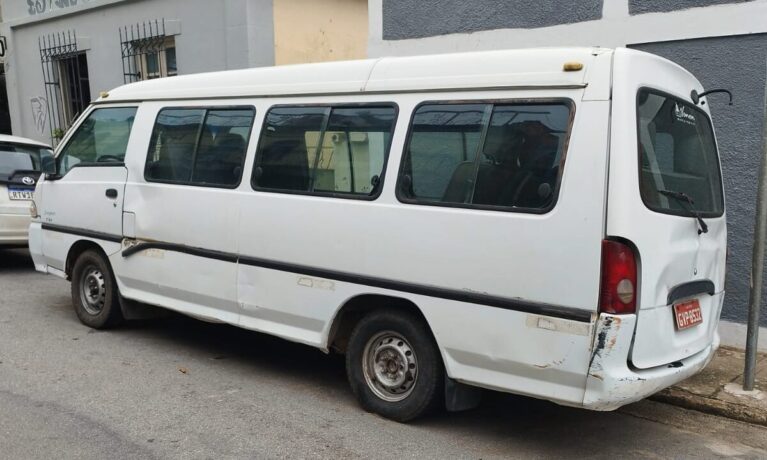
[632,34,767,326]
[629,0,754,15]
[0,0,274,144]
[382,0,602,40]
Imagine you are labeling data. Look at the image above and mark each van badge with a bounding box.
[674,103,696,125]
[22,176,35,185]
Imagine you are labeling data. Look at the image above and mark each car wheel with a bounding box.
[346,309,444,422]
[70,249,123,329]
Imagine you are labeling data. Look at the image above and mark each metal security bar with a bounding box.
[120,19,172,83]
[39,30,90,144]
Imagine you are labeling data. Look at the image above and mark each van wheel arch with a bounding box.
[66,240,108,280]
[327,294,435,354]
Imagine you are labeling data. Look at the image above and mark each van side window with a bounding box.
[398,101,572,212]
[145,107,255,187]
[58,107,137,174]
[253,105,396,196]
[253,107,327,192]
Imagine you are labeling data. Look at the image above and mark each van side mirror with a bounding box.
[42,156,62,180]
[41,155,56,174]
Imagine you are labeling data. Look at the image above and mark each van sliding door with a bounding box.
[117,104,256,323]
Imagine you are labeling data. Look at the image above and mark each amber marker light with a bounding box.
[563,61,584,71]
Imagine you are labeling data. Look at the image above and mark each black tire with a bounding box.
[70,249,124,329]
[346,309,444,422]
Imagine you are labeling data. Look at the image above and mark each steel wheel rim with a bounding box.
[362,330,418,402]
[80,265,106,315]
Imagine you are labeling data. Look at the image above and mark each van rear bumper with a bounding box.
[582,313,718,410]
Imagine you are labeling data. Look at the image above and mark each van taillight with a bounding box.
[599,240,637,315]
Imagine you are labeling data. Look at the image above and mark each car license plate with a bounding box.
[674,299,703,330]
[8,188,33,200]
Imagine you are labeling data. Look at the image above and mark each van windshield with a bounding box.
[0,143,54,176]
[637,89,724,217]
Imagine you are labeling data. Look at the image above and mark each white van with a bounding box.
[29,47,727,421]
[0,135,53,247]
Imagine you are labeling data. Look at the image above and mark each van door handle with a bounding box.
[106,188,118,199]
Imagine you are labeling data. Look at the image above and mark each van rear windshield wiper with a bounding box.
[659,189,709,235]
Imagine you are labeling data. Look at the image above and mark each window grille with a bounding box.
[120,19,176,84]
[39,30,91,143]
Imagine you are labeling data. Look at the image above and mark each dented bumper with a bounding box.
[582,313,718,410]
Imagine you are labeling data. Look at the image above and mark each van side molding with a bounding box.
[667,280,716,305]
[121,240,595,323]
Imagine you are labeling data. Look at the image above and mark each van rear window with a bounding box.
[637,89,724,217]
[0,143,53,176]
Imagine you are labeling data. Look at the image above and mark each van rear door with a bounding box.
[608,49,726,369]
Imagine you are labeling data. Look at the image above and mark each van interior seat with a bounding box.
[193,131,246,185]
[151,123,199,182]
[258,139,309,190]
[441,122,559,208]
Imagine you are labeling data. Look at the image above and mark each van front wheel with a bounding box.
[70,249,123,329]
[346,310,443,422]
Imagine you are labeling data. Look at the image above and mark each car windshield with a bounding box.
[0,142,54,176]
[637,89,724,217]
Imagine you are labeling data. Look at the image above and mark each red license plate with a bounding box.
[674,299,703,330]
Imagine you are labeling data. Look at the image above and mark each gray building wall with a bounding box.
[372,0,767,327]
[0,0,274,144]
[630,35,767,326]
[382,0,603,40]
[628,0,754,15]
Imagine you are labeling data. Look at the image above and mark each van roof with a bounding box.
[103,47,614,103]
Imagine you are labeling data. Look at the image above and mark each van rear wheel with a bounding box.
[70,249,123,329]
[346,310,443,422]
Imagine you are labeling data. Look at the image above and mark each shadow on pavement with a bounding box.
[110,314,666,457]
[0,248,35,272]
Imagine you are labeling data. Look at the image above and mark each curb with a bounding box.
[651,388,767,427]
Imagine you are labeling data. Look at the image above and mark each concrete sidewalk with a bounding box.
[651,346,767,426]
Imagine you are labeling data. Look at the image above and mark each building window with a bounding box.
[58,53,91,127]
[39,30,91,144]
[120,19,178,83]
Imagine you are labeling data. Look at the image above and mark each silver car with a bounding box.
[0,134,53,247]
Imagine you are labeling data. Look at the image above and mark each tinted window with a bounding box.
[145,107,255,187]
[399,102,572,211]
[637,90,724,216]
[405,104,487,201]
[0,143,53,176]
[253,105,396,196]
[58,107,137,174]
[253,107,327,192]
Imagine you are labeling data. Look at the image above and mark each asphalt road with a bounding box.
[1,248,766,459]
